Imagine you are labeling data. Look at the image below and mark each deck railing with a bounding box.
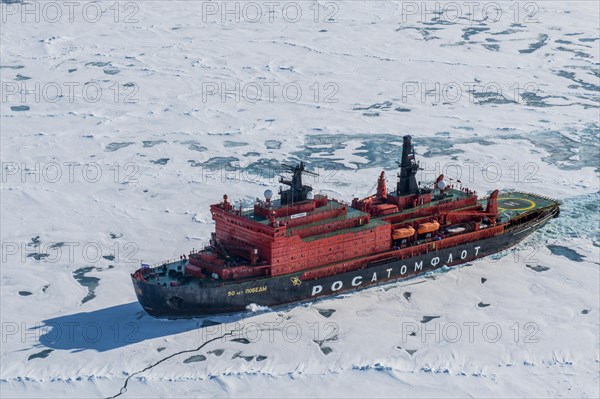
[146,258,182,268]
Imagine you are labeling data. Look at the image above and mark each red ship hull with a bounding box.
[132,205,558,317]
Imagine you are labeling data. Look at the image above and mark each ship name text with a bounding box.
[310,246,481,296]
[228,286,268,296]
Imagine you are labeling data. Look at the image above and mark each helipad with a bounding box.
[497,197,537,211]
[493,192,560,220]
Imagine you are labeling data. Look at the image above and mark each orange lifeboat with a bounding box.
[417,221,440,234]
[392,226,415,240]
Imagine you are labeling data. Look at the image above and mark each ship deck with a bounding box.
[498,191,560,219]
[241,198,346,224]
[140,260,206,287]
[302,216,388,241]
[241,198,387,241]
[485,191,559,221]
[230,189,559,236]
[140,260,265,288]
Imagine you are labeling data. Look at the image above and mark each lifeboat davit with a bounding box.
[417,221,440,234]
[392,226,415,240]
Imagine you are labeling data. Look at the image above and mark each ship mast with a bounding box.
[397,135,421,196]
[279,162,318,205]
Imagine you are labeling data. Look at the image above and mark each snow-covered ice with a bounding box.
[1,1,598,397]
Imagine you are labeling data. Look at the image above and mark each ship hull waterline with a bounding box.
[132,211,556,317]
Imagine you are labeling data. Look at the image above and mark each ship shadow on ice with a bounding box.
[33,302,249,352]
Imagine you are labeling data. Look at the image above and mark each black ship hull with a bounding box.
[132,209,557,317]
